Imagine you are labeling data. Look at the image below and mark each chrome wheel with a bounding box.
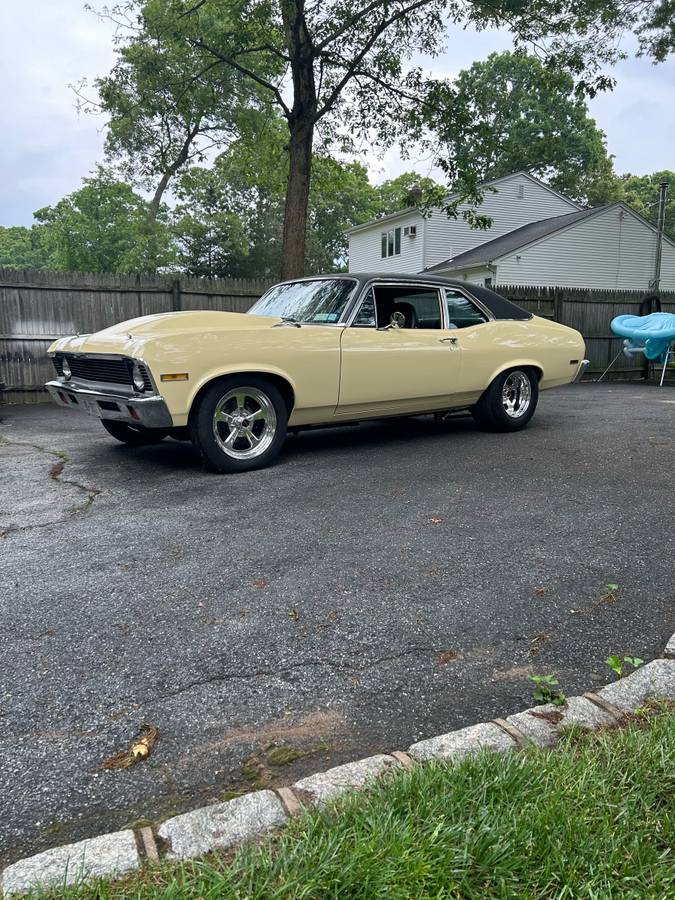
[501,371,531,418]
[212,387,277,460]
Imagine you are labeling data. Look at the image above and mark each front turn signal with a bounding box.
[160,373,189,382]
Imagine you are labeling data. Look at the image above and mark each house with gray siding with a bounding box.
[347,172,579,275]
[347,171,675,292]
[426,203,675,291]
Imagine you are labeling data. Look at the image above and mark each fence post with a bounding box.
[552,288,562,323]
[171,278,182,312]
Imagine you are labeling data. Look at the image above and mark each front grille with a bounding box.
[51,355,153,391]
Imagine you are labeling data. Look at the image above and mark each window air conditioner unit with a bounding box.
[404,225,417,238]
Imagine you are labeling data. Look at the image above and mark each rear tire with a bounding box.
[101,420,170,445]
[189,376,288,473]
[471,368,539,432]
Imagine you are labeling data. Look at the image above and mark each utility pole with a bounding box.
[649,181,669,293]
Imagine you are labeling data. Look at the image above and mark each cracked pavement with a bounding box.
[1,384,674,864]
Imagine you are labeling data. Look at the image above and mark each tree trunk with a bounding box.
[149,171,173,223]
[280,0,317,280]
[148,122,201,223]
[281,121,314,279]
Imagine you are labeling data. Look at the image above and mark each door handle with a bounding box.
[439,336,458,345]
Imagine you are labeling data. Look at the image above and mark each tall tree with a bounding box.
[93,1,674,277]
[172,120,381,276]
[34,168,175,273]
[424,52,622,207]
[79,2,278,223]
[151,0,662,279]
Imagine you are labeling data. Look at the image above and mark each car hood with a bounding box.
[49,310,280,355]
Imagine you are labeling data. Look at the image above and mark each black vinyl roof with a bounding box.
[284,272,533,321]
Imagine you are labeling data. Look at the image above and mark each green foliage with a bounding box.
[172,118,382,276]
[373,172,446,216]
[306,157,381,273]
[528,673,566,706]
[423,51,622,208]
[86,1,674,275]
[0,226,50,270]
[635,1,675,62]
[606,655,645,679]
[54,709,675,898]
[34,167,175,274]
[621,171,675,241]
[86,0,278,214]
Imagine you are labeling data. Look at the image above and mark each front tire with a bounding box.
[189,377,288,473]
[101,420,170,445]
[471,368,539,432]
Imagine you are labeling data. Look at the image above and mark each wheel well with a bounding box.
[189,372,295,421]
[502,364,543,383]
[526,365,544,383]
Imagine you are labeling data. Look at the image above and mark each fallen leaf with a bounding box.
[252,579,268,589]
[438,650,459,664]
[102,725,160,771]
[533,587,548,597]
[429,517,443,524]
[288,609,299,620]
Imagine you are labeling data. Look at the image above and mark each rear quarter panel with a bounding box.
[459,316,585,394]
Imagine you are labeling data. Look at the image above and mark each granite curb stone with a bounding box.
[158,790,288,860]
[293,754,398,804]
[408,721,516,762]
[597,659,675,711]
[506,695,617,747]
[1,830,139,897]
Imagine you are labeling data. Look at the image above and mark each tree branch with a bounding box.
[315,0,437,52]
[188,37,291,117]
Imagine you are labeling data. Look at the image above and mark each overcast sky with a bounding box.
[1,1,674,227]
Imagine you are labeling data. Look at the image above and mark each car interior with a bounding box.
[353,284,488,330]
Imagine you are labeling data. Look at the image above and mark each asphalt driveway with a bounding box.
[1,383,673,864]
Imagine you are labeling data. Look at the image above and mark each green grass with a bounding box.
[44,710,674,899]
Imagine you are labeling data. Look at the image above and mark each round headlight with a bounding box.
[61,357,72,380]
[132,363,146,392]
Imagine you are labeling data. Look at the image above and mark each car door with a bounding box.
[335,282,462,417]
[443,287,529,398]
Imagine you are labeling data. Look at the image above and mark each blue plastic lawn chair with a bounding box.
[609,312,675,386]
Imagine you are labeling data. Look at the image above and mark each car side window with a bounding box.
[352,288,376,327]
[352,285,443,329]
[446,289,488,329]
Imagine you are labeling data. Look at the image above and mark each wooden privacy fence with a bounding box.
[0,269,273,402]
[1,271,675,403]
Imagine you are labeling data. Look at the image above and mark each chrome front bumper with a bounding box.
[573,359,590,383]
[45,380,173,429]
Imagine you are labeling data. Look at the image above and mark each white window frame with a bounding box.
[380,227,401,258]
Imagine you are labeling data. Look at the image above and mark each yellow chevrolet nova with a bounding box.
[46,274,587,473]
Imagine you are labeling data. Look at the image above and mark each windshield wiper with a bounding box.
[273,316,302,327]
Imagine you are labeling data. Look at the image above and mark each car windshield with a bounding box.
[247,279,356,324]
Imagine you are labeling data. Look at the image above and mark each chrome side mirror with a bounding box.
[378,311,405,331]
